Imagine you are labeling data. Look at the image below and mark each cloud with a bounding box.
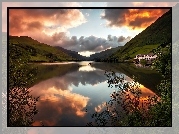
[3,2,82,32]
[52,32,67,42]
[101,8,170,29]
[108,35,131,43]
[7,4,156,54]
[58,34,131,53]
[48,33,127,53]
[9,8,117,53]
[9,8,126,53]
[9,9,87,35]
[76,35,119,52]
[26,21,43,31]
[118,36,131,42]
[107,35,113,41]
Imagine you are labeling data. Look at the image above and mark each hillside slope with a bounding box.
[110,9,172,61]
[55,46,89,61]
[89,46,123,61]
[9,36,74,62]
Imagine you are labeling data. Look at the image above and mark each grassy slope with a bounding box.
[55,46,89,61]
[110,9,172,60]
[9,36,74,62]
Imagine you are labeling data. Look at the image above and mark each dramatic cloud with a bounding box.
[48,33,129,53]
[9,9,86,35]
[101,9,169,29]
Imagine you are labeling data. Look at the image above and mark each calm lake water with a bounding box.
[29,61,162,126]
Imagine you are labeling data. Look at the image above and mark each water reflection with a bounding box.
[91,62,162,94]
[93,79,157,115]
[32,86,90,126]
[28,61,161,126]
[30,63,109,126]
[79,65,96,72]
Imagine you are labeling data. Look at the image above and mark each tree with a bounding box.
[9,43,39,126]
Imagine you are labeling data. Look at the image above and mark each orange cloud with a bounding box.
[102,9,170,30]
[30,85,90,126]
[9,9,86,35]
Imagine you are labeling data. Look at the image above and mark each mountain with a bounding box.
[110,9,172,61]
[9,36,74,62]
[89,46,123,61]
[55,46,89,61]
[56,46,123,61]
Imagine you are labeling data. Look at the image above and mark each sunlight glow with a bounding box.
[78,51,95,57]
[79,65,96,72]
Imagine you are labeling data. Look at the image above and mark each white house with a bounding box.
[134,53,157,62]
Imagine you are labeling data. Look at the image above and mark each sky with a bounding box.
[3,2,177,57]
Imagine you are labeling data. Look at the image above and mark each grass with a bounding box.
[9,36,74,62]
[30,54,49,62]
[128,44,160,58]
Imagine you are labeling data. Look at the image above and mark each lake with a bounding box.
[27,61,162,126]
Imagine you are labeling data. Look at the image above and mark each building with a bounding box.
[134,53,157,62]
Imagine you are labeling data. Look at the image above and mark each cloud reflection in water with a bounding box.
[31,86,90,126]
[30,66,108,126]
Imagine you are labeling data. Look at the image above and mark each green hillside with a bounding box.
[9,36,74,62]
[110,9,172,61]
[55,46,89,61]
